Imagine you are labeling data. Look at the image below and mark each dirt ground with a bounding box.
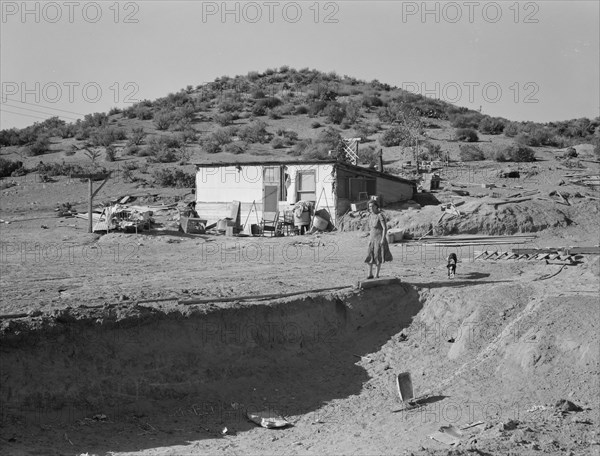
[1,149,599,455]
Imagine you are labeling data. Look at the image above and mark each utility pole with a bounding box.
[72,172,111,233]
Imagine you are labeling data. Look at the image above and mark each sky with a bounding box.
[1,0,598,129]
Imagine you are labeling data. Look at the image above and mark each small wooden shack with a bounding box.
[195,160,416,226]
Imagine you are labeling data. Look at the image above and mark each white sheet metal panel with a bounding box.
[196,165,263,202]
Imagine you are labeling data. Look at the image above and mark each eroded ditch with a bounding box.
[0,283,422,428]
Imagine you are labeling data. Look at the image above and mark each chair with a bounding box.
[261,210,280,237]
[279,210,294,236]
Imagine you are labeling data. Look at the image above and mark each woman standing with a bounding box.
[364,200,393,279]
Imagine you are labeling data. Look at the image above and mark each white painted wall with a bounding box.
[195,163,338,224]
[195,165,263,202]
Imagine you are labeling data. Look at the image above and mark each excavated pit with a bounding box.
[0,283,422,427]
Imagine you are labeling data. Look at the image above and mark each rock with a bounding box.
[501,419,520,431]
[555,399,582,412]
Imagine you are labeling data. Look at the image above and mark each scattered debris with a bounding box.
[247,411,290,429]
[396,372,414,402]
[55,202,77,217]
[429,424,463,445]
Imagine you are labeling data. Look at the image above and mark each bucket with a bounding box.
[294,211,310,226]
[217,219,227,231]
[313,215,328,231]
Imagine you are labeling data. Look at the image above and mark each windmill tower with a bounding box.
[341,138,361,165]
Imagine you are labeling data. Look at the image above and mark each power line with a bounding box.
[1,108,51,121]
[2,103,78,121]
[1,97,87,116]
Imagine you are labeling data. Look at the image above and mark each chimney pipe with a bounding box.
[378,149,384,172]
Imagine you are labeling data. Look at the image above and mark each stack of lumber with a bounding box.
[414,234,537,247]
[567,174,600,186]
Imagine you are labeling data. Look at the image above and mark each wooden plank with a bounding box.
[474,251,488,260]
[230,200,241,226]
[511,248,558,255]
[180,285,352,305]
[357,277,402,289]
[566,247,600,255]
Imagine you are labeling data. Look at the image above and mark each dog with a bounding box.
[447,253,457,278]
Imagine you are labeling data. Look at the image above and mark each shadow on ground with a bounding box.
[0,283,423,455]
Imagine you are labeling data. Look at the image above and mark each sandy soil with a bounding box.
[1,142,599,455]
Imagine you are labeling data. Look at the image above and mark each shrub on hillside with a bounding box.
[238,121,270,143]
[361,95,384,109]
[252,97,282,116]
[202,139,221,154]
[295,105,309,115]
[105,145,117,162]
[308,100,328,116]
[154,110,177,130]
[25,136,51,156]
[214,112,234,126]
[90,126,127,147]
[479,116,505,135]
[152,168,195,188]
[515,128,558,147]
[420,141,443,160]
[128,127,146,146]
[210,127,235,145]
[35,161,98,178]
[271,137,286,149]
[344,101,362,124]
[379,126,411,147]
[353,121,381,142]
[357,146,379,168]
[459,144,485,161]
[455,128,479,142]
[276,129,298,142]
[222,142,246,155]
[324,102,346,124]
[450,112,483,129]
[147,149,179,163]
[503,122,520,137]
[123,145,140,156]
[495,144,536,162]
[0,158,25,178]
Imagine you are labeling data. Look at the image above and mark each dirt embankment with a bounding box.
[341,197,600,238]
[1,284,421,426]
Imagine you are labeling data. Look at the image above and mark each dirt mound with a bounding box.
[386,198,598,237]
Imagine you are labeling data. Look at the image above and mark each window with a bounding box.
[296,170,316,202]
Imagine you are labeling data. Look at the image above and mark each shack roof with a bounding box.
[194,160,416,186]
